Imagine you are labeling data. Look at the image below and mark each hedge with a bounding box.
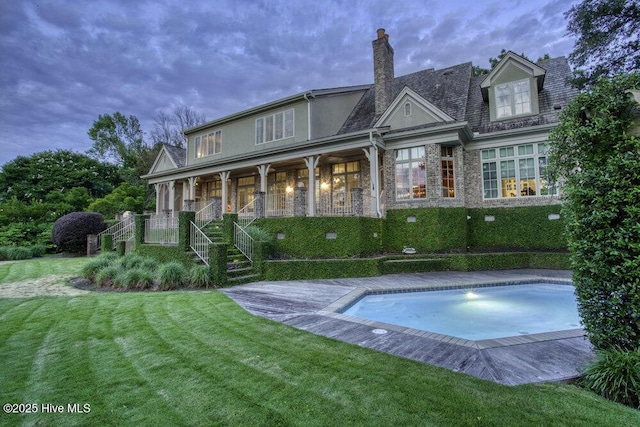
[467,205,567,250]
[262,252,571,280]
[255,217,383,258]
[383,208,467,253]
[263,258,382,281]
[134,244,194,267]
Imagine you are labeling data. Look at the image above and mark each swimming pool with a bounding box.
[341,282,582,341]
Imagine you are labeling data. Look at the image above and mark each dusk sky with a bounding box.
[0,0,580,168]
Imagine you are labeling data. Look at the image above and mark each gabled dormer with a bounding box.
[374,86,454,130]
[481,51,546,122]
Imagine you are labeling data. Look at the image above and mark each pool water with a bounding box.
[341,283,582,341]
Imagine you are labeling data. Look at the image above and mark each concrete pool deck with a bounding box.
[222,269,595,386]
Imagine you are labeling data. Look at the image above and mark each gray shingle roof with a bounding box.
[163,144,186,168]
[339,56,576,136]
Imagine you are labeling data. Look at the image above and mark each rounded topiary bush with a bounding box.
[52,212,106,253]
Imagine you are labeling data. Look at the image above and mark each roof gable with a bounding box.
[480,51,546,101]
[148,145,185,174]
[374,86,454,129]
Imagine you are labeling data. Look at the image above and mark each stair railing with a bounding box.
[190,221,212,266]
[195,200,217,228]
[233,222,253,262]
[237,199,256,229]
[98,216,135,249]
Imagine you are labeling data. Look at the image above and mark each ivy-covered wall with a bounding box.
[255,217,383,258]
[134,244,194,267]
[467,205,567,251]
[383,208,468,253]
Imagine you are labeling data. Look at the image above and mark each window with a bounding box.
[441,146,455,197]
[331,161,360,207]
[256,109,294,144]
[207,180,223,198]
[481,143,557,199]
[395,147,426,200]
[195,130,222,158]
[237,176,255,211]
[495,79,531,119]
[297,167,320,202]
[404,102,411,116]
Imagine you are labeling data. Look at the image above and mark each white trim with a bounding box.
[374,87,454,127]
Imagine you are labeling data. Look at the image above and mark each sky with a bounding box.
[0,0,581,168]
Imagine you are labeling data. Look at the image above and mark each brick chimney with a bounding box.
[372,28,394,117]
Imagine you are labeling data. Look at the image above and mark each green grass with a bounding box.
[0,256,89,283]
[1,259,639,425]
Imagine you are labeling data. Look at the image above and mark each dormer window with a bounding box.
[495,79,531,119]
[480,51,546,122]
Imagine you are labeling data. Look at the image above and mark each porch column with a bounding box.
[168,181,176,214]
[257,164,271,193]
[187,177,198,200]
[219,171,231,213]
[363,146,381,217]
[304,155,320,217]
[294,187,307,217]
[154,183,162,214]
[254,191,265,218]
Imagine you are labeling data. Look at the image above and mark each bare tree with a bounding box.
[150,106,206,148]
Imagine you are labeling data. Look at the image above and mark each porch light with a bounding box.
[320,182,330,191]
[286,186,293,193]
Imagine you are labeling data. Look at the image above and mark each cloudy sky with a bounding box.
[0,0,580,167]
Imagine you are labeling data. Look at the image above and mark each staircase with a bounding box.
[199,220,260,286]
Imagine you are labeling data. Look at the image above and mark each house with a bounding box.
[142,29,577,254]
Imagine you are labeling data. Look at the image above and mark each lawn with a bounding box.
[1,257,639,426]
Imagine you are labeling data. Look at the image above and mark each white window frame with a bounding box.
[395,147,426,201]
[495,78,532,119]
[255,109,294,145]
[194,130,222,158]
[481,143,556,199]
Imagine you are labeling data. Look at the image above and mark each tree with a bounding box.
[472,49,550,76]
[87,182,147,217]
[565,0,640,88]
[0,150,120,203]
[549,73,640,352]
[88,112,160,184]
[149,106,206,148]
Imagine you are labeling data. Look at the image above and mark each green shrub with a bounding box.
[117,268,155,290]
[0,246,44,261]
[94,265,120,288]
[189,264,213,289]
[157,262,187,291]
[581,348,640,408]
[119,254,148,270]
[81,255,118,281]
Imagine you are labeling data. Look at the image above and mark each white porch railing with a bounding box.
[98,216,135,249]
[190,221,212,265]
[266,193,292,217]
[234,222,253,262]
[144,217,179,244]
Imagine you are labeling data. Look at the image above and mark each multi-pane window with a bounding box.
[481,143,556,199]
[206,180,223,198]
[331,161,360,207]
[296,167,320,202]
[441,146,455,197]
[194,130,221,158]
[237,176,255,211]
[495,79,531,119]
[395,147,426,200]
[256,109,294,144]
